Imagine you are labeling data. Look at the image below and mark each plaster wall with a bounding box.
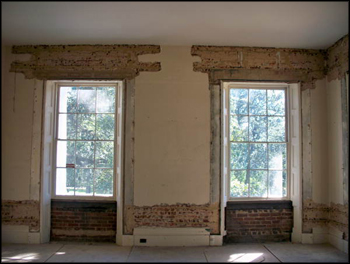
[326,79,344,205]
[1,46,38,200]
[310,79,329,205]
[134,46,210,206]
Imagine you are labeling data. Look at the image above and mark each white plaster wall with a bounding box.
[326,79,344,205]
[1,46,37,200]
[134,46,210,206]
[310,79,329,204]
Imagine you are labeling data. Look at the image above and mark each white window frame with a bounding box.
[50,80,123,201]
[222,81,294,202]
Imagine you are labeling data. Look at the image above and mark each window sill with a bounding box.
[226,200,292,210]
[51,198,116,203]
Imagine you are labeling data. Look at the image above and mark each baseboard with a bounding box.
[209,235,223,246]
[328,226,348,254]
[301,233,313,244]
[301,228,348,254]
[2,225,40,244]
[133,227,210,246]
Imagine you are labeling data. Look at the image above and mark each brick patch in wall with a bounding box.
[125,203,219,235]
[225,200,293,243]
[51,200,116,242]
[2,200,40,232]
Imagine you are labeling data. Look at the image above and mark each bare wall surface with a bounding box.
[327,79,343,205]
[134,46,210,206]
[311,79,329,205]
[2,46,35,200]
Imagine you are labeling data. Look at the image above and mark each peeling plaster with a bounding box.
[125,203,219,235]
[303,199,349,241]
[191,45,326,88]
[326,35,349,82]
[10,44,161,80]
[2,200,40,232]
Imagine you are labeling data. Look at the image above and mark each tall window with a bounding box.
[225,82,289,199]
[54,82,121,199]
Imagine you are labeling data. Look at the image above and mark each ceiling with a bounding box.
[1,2,348,49]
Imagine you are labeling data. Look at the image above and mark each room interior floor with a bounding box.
[2,242,348,263]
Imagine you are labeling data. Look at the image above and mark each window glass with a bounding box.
[55,85,116,197]
[229,87,287,199]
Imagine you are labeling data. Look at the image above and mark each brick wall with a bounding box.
[51,200,116,242]
[125,203,219,234]
[225,201,293,243]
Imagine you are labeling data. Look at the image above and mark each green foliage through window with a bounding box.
[229,87,287,198]
[55,86,116,197]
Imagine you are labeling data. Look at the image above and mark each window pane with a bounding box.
[97,87,115,113]
[250,170,267,197]
[231,143,249,169]
[96,114,115,140]
[268,90,285,116]
[75,169,94,196]
[283,170,287,197]
[77,114,95,140]
[77,87,96,113]
[250,143,267,169]
[268,170,283,197]
[269,143,287,170]
[230,170,248,197]
[59,87,77,113]
[95,169,113,196]
[58,114,77,139]
[268,117,285,142]
[230,89,248,115]
[249,116,267,142]
[76,141,95,168]
[95,141,114,168]
[230,115,248,141]
[249,89,266,115]
[56,168,75,195]
[56,141,75,167]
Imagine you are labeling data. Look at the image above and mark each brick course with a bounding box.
[225,201,293,243]
[51,200,116,242]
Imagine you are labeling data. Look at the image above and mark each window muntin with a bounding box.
[229,86,288,199]
[54,84,117,198]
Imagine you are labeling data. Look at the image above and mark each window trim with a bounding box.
[223,81,291,201]
[51,80,123,201]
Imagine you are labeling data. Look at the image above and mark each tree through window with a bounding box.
[229,85,288,199]
[55,84,118,198]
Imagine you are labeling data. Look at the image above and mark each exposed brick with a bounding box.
[225,203,293,243]
[51,200,116,243]
[10,45,161,80]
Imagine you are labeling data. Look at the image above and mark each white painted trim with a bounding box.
[301,230,348,254]
[121,235,134,246]
[2,225,29,244]
[301,233,313,244]
[220,81,229,242]
[28,232,41,244]
[210,235,224,246]
[133,227,210,247]
[289,83,302,243]
[116,81,124,246]
[2,226,41,244]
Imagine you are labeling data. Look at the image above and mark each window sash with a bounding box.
[228,85,289,200]
[53,83,119,200]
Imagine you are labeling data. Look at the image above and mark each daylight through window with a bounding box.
[55,84,117,198]
[229,86,288,199]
